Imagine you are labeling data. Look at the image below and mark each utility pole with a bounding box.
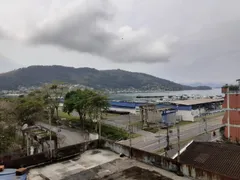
[48,108,52,158]
[165,125,170,157]
[99,117,102,140]
[128,113,132,158]
[177,123,180,162]
[203,117,208,134]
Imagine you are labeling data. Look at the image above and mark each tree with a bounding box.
[63,89,109,129]
[0,124,17,154]
[16,97,44,126]
[42,83,65,120]
[63,89,87,127]
[0,99,16,123]
[0,99,19,154]
[87,91,109,120]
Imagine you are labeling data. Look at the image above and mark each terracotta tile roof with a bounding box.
[180,142,240,179]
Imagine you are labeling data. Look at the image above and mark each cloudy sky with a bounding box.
[0,0,239,84]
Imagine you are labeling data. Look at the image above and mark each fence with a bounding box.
[2,140,99,168]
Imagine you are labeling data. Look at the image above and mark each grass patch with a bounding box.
[58,110,138,141]
[143,127,159,133]
[64,118,136,141]
[58,111,79,120]
[58,110,119,120]
[101,113,120,119]
[130,133,141,139]
[194,111,224,121]
[177,121,193,126]
[130,121,142,127]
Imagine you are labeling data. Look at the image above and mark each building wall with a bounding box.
[162,111,176,124]
[222,94,240,108]
[222,92,240,141]
[176,110,194,121]
[224,127,240,141]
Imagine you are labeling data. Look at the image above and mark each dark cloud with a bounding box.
[27,0,178,63]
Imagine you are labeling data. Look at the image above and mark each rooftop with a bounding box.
[179,142,240,179]
[28,149,188,180]
[171,98,224,106]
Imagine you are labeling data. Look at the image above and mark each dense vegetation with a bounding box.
[0,84,130,154]
[0,65,211,90]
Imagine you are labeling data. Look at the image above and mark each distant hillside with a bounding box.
[186,82,224,88]
[0,65,211,91]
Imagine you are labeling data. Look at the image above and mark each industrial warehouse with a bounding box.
[109,98,224,123]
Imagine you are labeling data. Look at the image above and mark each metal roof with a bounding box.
[179,142,240,179]
[171,98,224,106]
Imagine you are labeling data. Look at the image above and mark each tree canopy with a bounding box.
[63,89,109,127]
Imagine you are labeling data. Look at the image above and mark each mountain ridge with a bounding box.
[0,65,211,91]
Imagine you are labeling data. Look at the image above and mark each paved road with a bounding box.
[45,110,224,154]
[119,123,223,152]
[36,122,87,147]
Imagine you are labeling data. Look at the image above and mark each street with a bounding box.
[37,112,224,154]
[36,122,88,147]
[119,117,224,153]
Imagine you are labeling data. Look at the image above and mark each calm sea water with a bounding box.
[109,88,222,101]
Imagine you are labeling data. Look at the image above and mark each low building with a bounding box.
[171,98,224,121]
[2,139,238,180]
[179,141,240,180]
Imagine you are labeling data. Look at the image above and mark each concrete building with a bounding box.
[222,80,240,141]
[171,99,224,121]
[2,139,238,180]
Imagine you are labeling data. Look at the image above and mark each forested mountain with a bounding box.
[0,65,211,90]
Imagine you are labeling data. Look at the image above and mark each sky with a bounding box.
[0,0,239,85]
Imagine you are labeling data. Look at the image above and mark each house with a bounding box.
[179,141,240,180]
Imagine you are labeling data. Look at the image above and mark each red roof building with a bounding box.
[222,80,240,141]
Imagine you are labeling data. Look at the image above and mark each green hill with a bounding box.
[0,65,211,91]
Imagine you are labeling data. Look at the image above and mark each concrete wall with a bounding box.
[3,152,49,168]
[100,139,179,171]
[54,140,98,160]
[2,139,237,180]
[176,110,194,121]
[2,140,99,168]
[100,139,236,180]
[102,139,131,157]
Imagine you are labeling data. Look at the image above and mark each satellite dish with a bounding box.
[21,124,28,131]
